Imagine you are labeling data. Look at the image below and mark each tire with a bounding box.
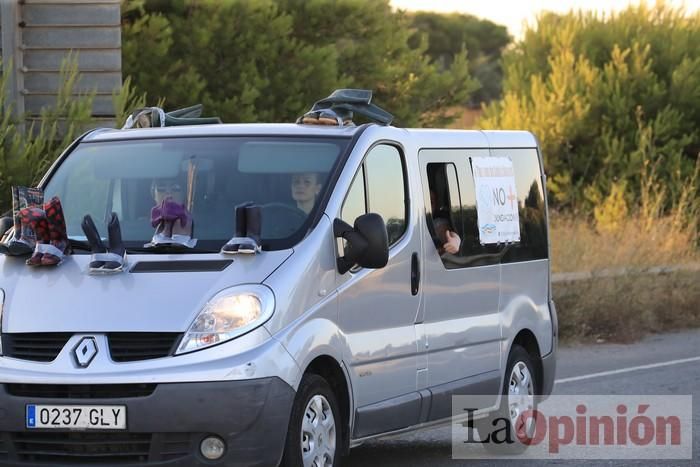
[280,374,342,467]
[476,344,539,455]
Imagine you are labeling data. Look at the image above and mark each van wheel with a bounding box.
[476,344,538,455]
[281,374,342,467]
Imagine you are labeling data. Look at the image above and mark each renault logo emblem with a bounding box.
[73,337,98,368]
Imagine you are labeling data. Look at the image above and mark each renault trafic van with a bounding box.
[0,90,557,466]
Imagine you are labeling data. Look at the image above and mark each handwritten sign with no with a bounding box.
[471,156,521,244]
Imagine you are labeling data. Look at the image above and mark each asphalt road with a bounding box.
[346,329,700,466]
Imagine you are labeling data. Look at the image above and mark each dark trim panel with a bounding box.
[352,370,501,439]
[426,370,500,422]
[353,392,423,438]
[129,259,232,273]
[541,349,556,398]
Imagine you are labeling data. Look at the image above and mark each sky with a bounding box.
[390,0,700,39]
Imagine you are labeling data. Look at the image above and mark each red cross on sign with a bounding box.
[507,186,517,209]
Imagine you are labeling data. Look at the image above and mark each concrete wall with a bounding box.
[1,0,122,128]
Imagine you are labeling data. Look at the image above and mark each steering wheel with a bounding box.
[260,202,308,238]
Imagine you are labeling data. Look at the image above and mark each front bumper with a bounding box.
[0,377,295,467]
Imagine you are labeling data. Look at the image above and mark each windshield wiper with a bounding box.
[127,244,219,254]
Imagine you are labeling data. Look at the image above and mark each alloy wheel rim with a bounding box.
[508,361,535,438]
[301,394,336,467]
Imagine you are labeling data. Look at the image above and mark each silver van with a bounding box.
[0,91,557,466]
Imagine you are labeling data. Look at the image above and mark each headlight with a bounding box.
[176,285,274,355]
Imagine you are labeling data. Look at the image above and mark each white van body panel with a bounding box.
[0,325,300,386]
[0,122,557,465]
[1,251,291,333]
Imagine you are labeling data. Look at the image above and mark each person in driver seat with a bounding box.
[291,172,322,214]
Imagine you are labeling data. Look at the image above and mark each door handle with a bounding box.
[411,252,420,296]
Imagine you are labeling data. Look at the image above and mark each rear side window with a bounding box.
[341,144,407,246]
[424,157,500,268]
[489,148,548,262]
[421,148,548,268]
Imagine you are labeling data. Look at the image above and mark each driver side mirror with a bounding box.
[334,213,389,274]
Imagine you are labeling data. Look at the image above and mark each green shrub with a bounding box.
[122,0,479,127]
[0,57,94,213]
[480,2,700,218]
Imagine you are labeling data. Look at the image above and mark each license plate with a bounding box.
[26,405,127,430]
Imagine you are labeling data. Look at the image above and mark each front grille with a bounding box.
[13,432,151,464]
[9,432,193,464]
[6,383,157,399]
[159,432,192,461]
[1,333,72,362]
[107,333,182,362]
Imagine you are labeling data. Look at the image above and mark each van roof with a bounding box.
[83,123,537,149]
[83,123,363,142]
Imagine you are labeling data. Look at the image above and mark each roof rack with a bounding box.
[297,89,393,127]
[122,104,222,129]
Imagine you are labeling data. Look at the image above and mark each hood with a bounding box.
[0,251,292,333]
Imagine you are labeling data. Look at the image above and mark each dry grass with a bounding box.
[554,271,700,343]
[550,213,699,273]
[550,212,700,343]
[550,182,699,343]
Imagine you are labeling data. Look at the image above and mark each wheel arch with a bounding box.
[303,354,354,457]
[509,328,543,394]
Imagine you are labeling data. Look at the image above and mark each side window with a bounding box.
[340,144,407,247]
[489,148,548,262]
[421,149,503,269]
[365,145,407,246]
[462,157,501,261]
[421,148,549,268]
[341,166,366,225]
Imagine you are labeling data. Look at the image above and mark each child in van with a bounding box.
[150,177,194,245]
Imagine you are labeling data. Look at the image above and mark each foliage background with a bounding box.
[0,59,145,214]
[480,3,700,219]
[120,0,513,127]
[0,0,697,342]
[1,0,698,244]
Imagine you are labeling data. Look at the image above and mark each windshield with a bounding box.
[43,136,349,252]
